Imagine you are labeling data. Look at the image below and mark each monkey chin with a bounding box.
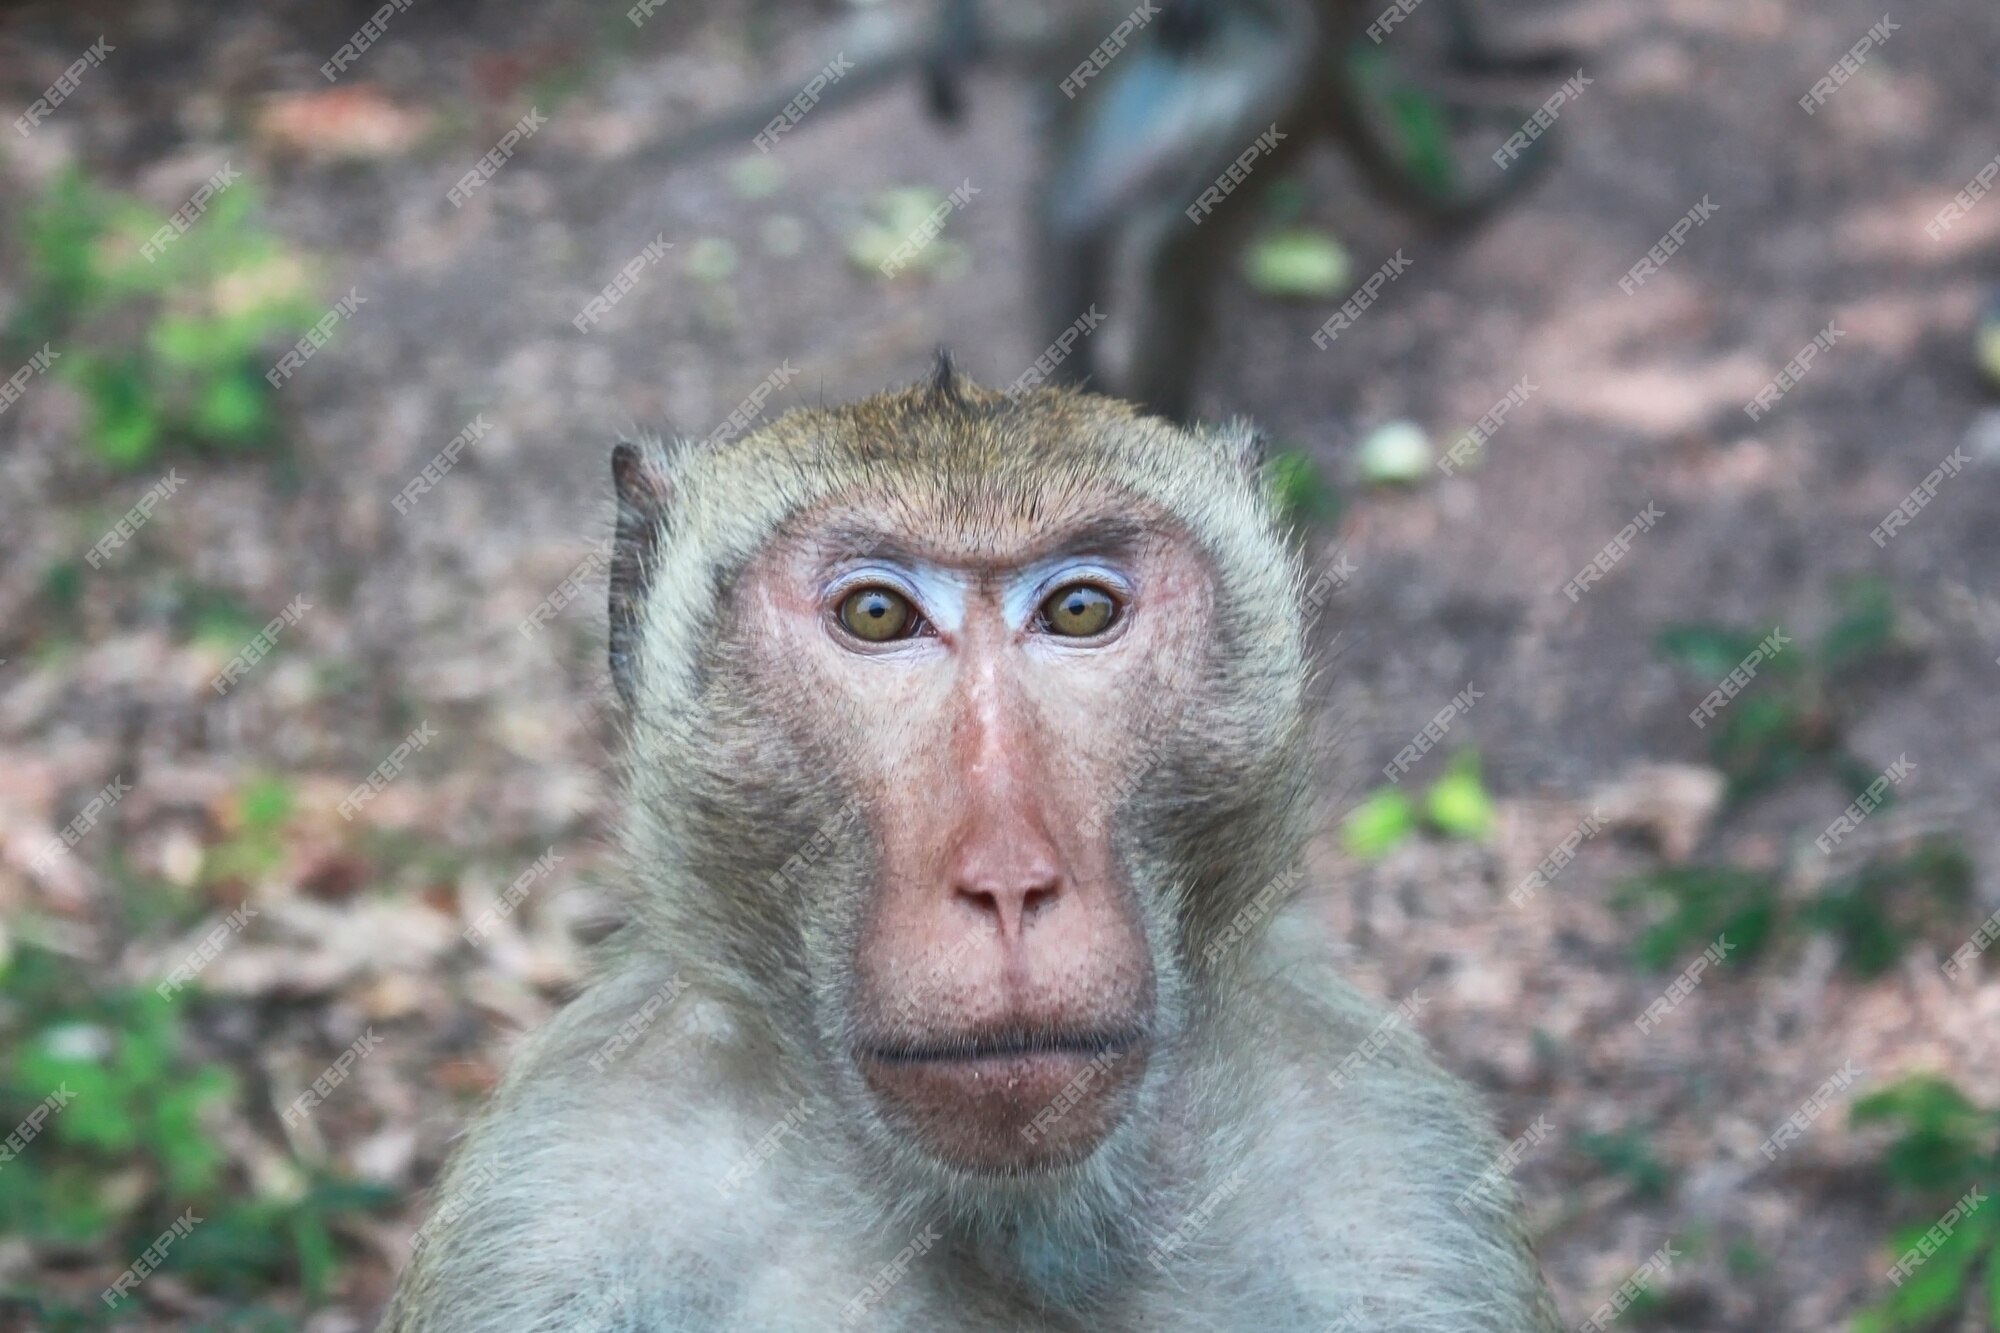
[857,1029,1150,1175]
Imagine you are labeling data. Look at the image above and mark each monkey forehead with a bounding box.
[673,387,1282,578]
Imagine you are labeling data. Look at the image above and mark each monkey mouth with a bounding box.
[856,1026,1150,1172]
[861,1025,1146,1065]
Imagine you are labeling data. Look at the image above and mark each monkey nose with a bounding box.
[947,819,1067,941]
[953,868,1063,939]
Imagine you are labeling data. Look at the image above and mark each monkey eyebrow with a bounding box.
[811,514,1153,577]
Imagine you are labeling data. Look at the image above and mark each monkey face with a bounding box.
[729,487,1220,1174]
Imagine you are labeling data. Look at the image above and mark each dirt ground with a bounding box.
[2,0,1999,1328]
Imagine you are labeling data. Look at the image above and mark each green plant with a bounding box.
[1344,749,1495,858]
[7,169,319,468]
[1269,446,1342,527]
[1616,836,1971,978]
[0,940,389,1306]
[1577,1127,1674,1201]
[1656,578,1902,804]
[1850,1076,2000,1332]
[1615,865,1783,971]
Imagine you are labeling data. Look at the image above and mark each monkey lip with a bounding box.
[856,1028,1150,1171]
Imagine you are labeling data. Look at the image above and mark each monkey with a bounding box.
[1028,0,1575,419]
[640,0,1575,420]
[382,357,1559,1332]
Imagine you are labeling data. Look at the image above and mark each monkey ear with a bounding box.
[609,441,674,712]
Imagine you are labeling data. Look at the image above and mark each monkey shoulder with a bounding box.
[385,964,846,1332]
[1179,918,1557,1332]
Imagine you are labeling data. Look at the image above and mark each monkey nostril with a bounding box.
[953,875,1064,930]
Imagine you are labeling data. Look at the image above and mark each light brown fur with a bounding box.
[382,364,1558,1332]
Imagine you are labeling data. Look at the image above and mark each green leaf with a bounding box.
[1655,624,1768,681]
[1267,447,1340,526]
[1242,229,1351,300]
[1819,577,1896,675]
[1344,788,1419,859]
[1987,1241,2000,1329]
[193,370,270,442]
[1424,751,1494,841]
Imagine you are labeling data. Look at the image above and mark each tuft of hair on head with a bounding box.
[925,346,969,412]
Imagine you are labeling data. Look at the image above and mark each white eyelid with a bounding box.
[827,563,967,634]
[1007,561,1133,631]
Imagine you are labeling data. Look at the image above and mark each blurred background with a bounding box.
[2,0,1998,1328]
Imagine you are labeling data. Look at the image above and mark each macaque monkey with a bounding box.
[382,359,1558,1331]
[645,0,1572,421]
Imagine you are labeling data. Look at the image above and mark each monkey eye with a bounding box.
[1037,582,1120,637]
[837,585,922,642]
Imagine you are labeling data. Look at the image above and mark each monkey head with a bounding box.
[608,359,1309,1189]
